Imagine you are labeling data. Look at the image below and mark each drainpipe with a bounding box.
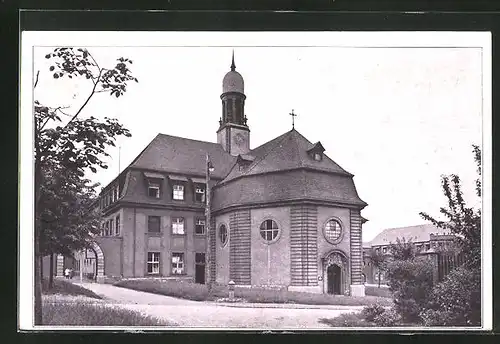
[133,208,137,277]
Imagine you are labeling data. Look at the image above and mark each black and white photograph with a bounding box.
[19,31,492,331]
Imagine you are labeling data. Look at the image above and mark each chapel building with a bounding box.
[53,54,368,296]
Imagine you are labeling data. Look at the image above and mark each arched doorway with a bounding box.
[322,250,349,295]
[327,264,342,294]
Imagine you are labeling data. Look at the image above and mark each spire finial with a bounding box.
[231,50,236,71]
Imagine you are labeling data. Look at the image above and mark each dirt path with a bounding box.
[76,282,362,329]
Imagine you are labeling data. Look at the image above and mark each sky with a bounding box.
[30,32,485,242]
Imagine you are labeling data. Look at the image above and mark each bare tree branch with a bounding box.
[64,69,103,128]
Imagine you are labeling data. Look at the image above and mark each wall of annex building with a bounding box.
[121,207,206,278]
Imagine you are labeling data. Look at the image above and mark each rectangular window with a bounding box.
[171,253,184,274]
[173,184,184,200]
[147,252,160,275]
[148,216,161,233]
[172,217,185,235]
[111,190,115,203]
[195,185,205,202]
[195,253,206,264]
[195,218,206,235]
[105,221,110,236]
[100,223,105,236]
[109,219,114,233]
[148,181,161,198]
[115,215,120,235]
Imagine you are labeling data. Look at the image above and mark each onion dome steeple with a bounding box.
[217,51,250,156]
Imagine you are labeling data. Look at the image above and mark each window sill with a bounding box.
[171,233,186,237]
[147,232,163,236]
[194,233,206,237]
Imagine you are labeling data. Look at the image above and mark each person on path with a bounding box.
[64,268,70,279]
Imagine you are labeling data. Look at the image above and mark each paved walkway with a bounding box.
[76,282,362,329]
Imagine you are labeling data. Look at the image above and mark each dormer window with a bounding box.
[144,172,165,199]
[148,181,161,198]
[307,141,325,162]
[195,185,205,202]
[173,184,184,200]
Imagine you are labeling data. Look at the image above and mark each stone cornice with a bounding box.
[212,197,366,216]
[102,200,205,216]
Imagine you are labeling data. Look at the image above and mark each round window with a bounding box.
[324,219,342,243]
[219,224,228,247]
[259,219,280,242]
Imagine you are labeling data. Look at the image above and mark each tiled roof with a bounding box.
[212,169,366,211]
[129,133,236,179]
[366,223,448,247]
[222,129,351,183]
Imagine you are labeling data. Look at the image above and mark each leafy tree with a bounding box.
[419,145,481,269]
[34,47,137,324]
[368,249,387,288]
[39,160,101,288]
[418,145,482,326]
[389,237,418,261]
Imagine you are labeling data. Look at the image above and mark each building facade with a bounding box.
[362,223,459,285]
[53,55,369,296]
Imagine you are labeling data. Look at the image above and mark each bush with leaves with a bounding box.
[373,307,402,327]
[386,256,435,323]
[420,266,481,326]
[361,303,386,323]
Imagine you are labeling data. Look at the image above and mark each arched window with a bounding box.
[219,224,228,247]
[324,218,343,243]
[259,219,279,242]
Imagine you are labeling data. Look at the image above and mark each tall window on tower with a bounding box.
[173,184,184,200]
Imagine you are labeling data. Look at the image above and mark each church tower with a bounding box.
[217,52,250,156]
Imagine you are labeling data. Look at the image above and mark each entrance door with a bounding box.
[327,264,342,295]
[195,253,206,284]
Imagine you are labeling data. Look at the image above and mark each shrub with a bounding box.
[373,307,401,327]
[361,304,386,322]
[420,266,481,326]
[386,256,434,323]
[319,312,375,327]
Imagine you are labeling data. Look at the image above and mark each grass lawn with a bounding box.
[41,278,171,326]
[42,299,171,326]
[42,278,102,299]
[114,279,394,307]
